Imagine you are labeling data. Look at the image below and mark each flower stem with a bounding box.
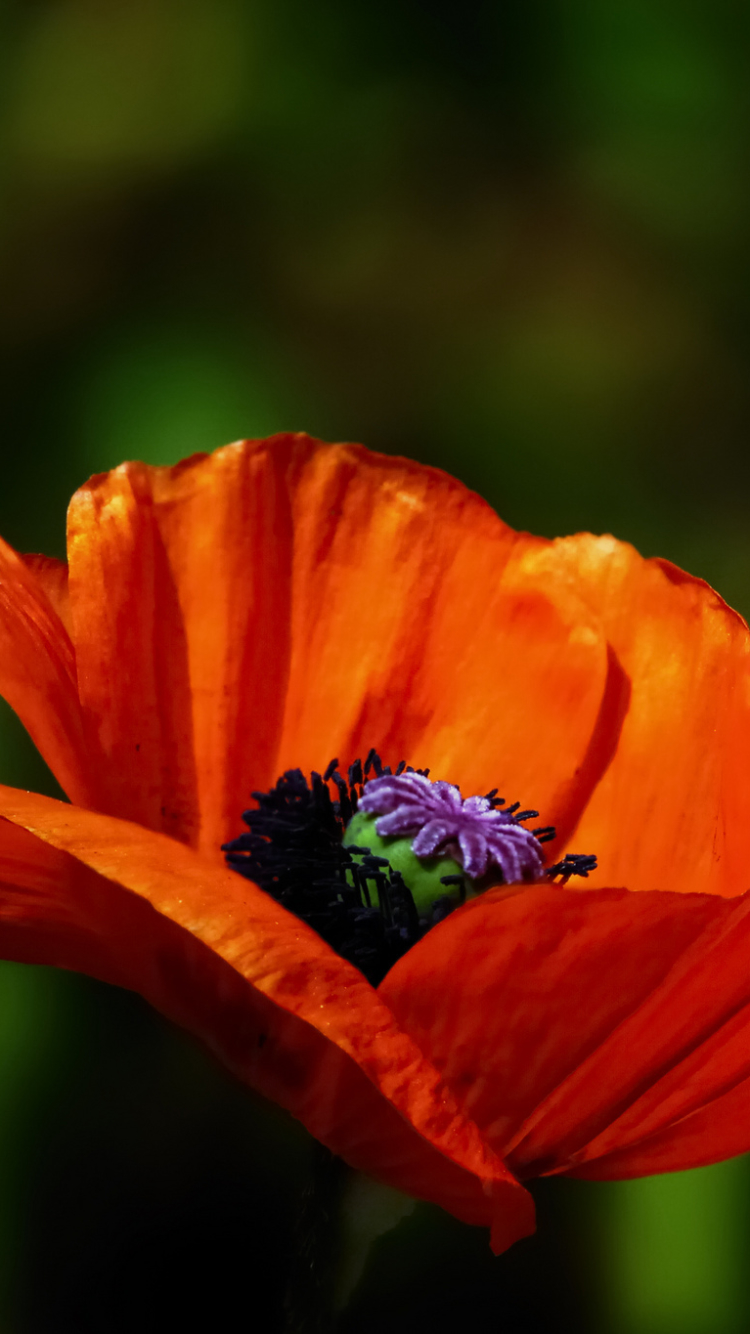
[283,1143,347,1333]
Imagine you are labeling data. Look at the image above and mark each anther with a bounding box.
[547,853,598,882]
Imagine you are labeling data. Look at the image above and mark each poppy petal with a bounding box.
[0,785,535,1254]
[267,438,614,829]
[65,464,197,847]
[379,883,750,1181]
[0,538,93,806]
[21,555,71,635]
[515,537,750,896]
[65,438,614,859]
[570,1076,750,1180]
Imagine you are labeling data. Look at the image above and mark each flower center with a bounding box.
[223,749,596,986]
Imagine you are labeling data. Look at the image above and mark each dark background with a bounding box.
[1,1,749,1329]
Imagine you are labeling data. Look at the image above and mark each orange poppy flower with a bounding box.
[1,433,750,1256]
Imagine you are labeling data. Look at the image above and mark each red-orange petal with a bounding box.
[21,554,71,635]
[65,436,614,855]
[570,1076,750,1180]
[0,537,93,806]
[379,882,750,1182]
[514,536,750,896]
[272,440,614,833]
[0,784,535,1254]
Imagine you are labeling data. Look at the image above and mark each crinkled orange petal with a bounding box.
[0,784,534,1254]
[67,461,207,847]
[273,440,616,834]
[0,538,93,806]
[21,554,71,636]
[65,435,616,854]
[515,537,750,896]
[379,883,750,1182]
[571,1076,750,1179]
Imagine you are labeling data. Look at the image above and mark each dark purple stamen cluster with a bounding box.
[223,749,597,984]
[223,756,426,985]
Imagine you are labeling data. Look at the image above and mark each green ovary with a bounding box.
[343,811,478,918]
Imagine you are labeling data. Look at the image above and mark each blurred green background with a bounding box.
[1,0,750,1329]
